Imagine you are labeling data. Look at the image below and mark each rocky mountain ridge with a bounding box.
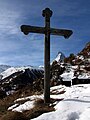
[64,42,90,65]
[51,42,90,86]
[0,65,11,74]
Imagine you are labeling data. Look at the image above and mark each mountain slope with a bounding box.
[0,65,11,74]
[0,66,44,95]
[78,42,90,58]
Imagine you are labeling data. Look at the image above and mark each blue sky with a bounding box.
[0,0,90,66]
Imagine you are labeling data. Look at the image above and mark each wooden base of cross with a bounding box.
[20,8,73,104]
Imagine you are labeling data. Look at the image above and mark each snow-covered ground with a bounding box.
[8,84,90,120]
[32,84,90,120]
[61,64,90,81]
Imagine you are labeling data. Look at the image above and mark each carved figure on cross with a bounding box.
[20,8,73,103]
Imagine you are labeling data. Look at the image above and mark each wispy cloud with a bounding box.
[0,10,20,35]
[0,52,44,66]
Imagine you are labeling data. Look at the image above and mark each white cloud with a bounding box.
[0,9,20,36]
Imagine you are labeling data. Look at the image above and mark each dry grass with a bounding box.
[0,111,28,120]
[51,89,66,95]
[0,85,42,118]
[24,98,55,119]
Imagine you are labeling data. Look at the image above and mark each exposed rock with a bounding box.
[0,89,7,99]
[50,61,65,86]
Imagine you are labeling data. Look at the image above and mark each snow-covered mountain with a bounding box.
[0,66,44,94]
[51,42,90,86]
[1,66,39,80]
[54,51,65,63]
[64,42,90,82]
[0,65,11,73]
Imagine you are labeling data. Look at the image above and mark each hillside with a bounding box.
[0,42,90,120]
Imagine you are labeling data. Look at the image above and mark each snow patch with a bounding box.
[31,84,90,120]
[12,101,34,112]
[60,71,75,81]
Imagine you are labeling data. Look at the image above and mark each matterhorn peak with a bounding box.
[54,51,65,63]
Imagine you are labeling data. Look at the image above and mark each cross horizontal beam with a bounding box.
[21,25,44,35]
[21,25,73,38]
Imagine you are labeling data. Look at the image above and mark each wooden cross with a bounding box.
[20,8,73,103]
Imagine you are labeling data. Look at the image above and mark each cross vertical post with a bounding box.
[42,8,52,103]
